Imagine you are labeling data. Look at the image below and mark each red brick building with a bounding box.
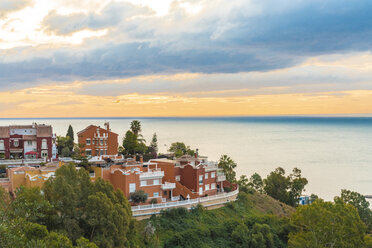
[99,154,227,205]
[0,124,55,159]
[77,122,118,157]
[102,157,176,204]
[152,155,226,198]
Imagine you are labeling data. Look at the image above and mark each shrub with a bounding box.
[130,190,148,204]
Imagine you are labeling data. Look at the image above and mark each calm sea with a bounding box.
[1,116,372,201]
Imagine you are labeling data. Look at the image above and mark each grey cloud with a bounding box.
[1,0,372,93]
[0,0,32,17]
[43,2,154,35]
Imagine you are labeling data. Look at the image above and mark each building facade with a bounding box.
[77,122,118,157]
[102,158,177,204]
[0,124,56,160]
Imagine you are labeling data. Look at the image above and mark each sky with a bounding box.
[1,0,372,117]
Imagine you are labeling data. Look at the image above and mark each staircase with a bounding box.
[169,179,199,199]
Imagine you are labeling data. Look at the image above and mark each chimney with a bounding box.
[104,122,110,131]
[140,155,143,163]
[195,148,199,158]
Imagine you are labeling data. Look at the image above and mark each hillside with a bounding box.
[248,192,295,217]
[144,191,295,248]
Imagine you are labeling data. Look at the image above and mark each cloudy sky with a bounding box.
[1,0,372,117]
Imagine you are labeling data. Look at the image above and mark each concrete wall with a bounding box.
[132,189,239,220]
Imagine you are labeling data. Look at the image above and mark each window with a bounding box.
[92,140,95,145]
[199,175,203,184]
[14,171,25,174]
[27,141,33,146]
[199,187,203,195]
[85,150,91,156]
[211,172,216,178]
[205,184,210,191]
[129,183,136,193]
[140,180,147,187]
[100,150,104,156]
[105,139,107,145]
[100,139,103,145]
[14,140,19,147]
[95,150,99,155]
[175,175,181,181]
[153,192,159,197]
[153,179,160,185]
[42,139,47,149]
[86,139,91,145]
[205,173,209,179]
[211,183,216,189]
[0,140,4,150]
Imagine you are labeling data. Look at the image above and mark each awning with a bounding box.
[25,151,38,155]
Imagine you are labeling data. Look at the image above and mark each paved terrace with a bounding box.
[132,188,239,220]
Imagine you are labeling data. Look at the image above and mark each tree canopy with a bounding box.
[288,199,366,248]
[263,167,308,207]
[218,155,237,183]
[123,121,148,156]
[67,125,74,143]
[168,142,195,157]
[335,189,372,231]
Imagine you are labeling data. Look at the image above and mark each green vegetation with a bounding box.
[218,155,237,182]
[57,125,76,157]
[148,192,293,248]
[335,189,372,232]
[0,164,139,248]
[149,133,158,156]
[130,190,148,205]
[122,120,151,157]
[288,199,366,247]
[263,167,308,207]
[168,142,195,157]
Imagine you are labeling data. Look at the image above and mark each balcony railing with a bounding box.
[132,188,239,212]
[139,169,164,179]
[161,182,176,190]
[0,158,46,165]
[217,174,226,182]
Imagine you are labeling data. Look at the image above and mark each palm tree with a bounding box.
[130,120,142,136]
[218,155,237,183]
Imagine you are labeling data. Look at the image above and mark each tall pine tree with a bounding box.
[66,125,74,151]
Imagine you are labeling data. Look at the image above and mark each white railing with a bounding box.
[171,195,180,201]
[132,188,239,212]
[0,158,46,165]
[203,162,218,172]
[140,170,164,179]
[161,182,176,190]
[217,175,226,182]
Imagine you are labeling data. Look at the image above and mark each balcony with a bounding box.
[161,182,176,190]
[217,172,226,182]
[140,169,164,179]
[204,162,218,172]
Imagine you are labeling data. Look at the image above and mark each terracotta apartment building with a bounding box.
[77,122,118,156]
[101,155,227,204]
[0,123,56,159]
